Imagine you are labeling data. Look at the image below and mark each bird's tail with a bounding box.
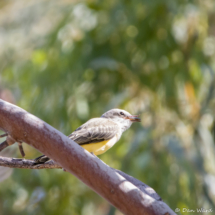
[33,155,51,165]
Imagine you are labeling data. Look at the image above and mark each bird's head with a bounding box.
[101,109,141,132]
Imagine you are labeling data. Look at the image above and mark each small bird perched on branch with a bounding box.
[33,109,141,164]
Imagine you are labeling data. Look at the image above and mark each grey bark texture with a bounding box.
[0,99,176,215]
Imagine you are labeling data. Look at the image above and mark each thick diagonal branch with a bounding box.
[0,99,175,215]
[0,156,161,201]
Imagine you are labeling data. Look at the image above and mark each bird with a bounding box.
[33,108,141,165]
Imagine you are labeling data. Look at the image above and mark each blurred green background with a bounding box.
[0,0,215,214]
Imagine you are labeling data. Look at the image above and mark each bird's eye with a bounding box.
[120,112,125,116]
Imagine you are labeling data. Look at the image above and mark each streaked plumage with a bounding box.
[68,118,120,145]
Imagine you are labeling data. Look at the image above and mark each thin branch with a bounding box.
[18,142,25,157]
[0,156,61,169]
[0,133,8,138]
[0,134,17,153]
[0,140,9,152]
[0,99,175,215]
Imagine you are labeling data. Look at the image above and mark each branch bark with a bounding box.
[0,99,175,215]
[0,155,162,201]
[0,156,61,169]
[0,140,9,151]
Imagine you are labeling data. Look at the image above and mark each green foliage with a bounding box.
[1,0,215,214]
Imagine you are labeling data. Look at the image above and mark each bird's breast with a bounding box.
[81,135,119,155]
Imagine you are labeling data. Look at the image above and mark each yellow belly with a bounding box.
[81,136,118,155]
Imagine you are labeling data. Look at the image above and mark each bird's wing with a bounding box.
[33,118,120,165]
[68,118,121,145]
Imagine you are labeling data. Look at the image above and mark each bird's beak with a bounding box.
[126,115,141,122]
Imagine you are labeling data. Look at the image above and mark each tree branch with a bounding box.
[0,133,8,138]
[0,156,62,169]
[0,99,175,215]
[0,140,9,151]
[0,155,162,201]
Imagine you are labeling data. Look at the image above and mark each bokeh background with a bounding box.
[0,0,215,214]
